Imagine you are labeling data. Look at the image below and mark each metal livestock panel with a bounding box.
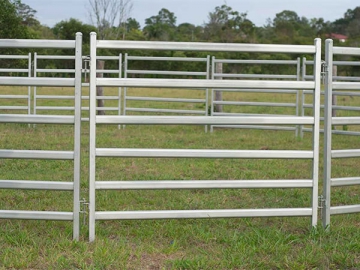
[123,54,210,131]
[33,54,122,121]
[322,40,360,227]
[0,54,31,115]
[210,57,301,135]
[89,32,322,242]
[301,57,360,137]
[0,33,82,240]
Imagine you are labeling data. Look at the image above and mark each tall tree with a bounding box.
[0,0,29,39]
[88,0,133,40]
[204,4,254,42]
[143,8,177,40]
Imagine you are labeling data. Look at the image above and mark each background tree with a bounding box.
[88,0,133,40]
[0,0,29,39]
[203,4,254,43]
[143,8,177,40]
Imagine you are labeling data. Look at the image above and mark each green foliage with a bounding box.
[0,0,29,39]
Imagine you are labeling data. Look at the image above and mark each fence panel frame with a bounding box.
[0,33,82,240]
[89,33,322,242]
[322,39,360,227]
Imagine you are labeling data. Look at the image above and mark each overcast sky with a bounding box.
[23,0,359,28]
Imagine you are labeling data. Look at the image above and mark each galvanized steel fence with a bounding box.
[322,39,360,226]
[0,33,83,240]
[1,34,360,241]
[88,33,322,242]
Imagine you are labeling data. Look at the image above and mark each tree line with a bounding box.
[1,0,359,77]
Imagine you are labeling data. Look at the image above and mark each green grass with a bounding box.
[0,86,360,269]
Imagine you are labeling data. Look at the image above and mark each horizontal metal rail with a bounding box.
[0,180,74,190]
[125,96,205,103]
[213,73,297,79]
[0,114,75,124]
[36,69,75,73]
[211,125,296,131]
[0,77,75,87]
[127,70,206,76]
[0,150,74,160]
[213,101,296,107]
[213,59,298,64]
[97,40,316,54]
[36,55,76,60]
[0,210,73,220]
[96,116,314,125]
[334,76,360,82]
[0,55,29,59]
[97,78,315,89]
[330,205,360,215]
[125,108,205,114]
[95,208,313,220]
[0,95,28,99]
[95,180,313,190]
[332,149,360,158]
[126,56,208,62]
[212,88,298,94]
[0,69,29,73]
[331,177,360,187]
[333,47,360,56]
[333,82,360,91]
[0,39,75,49]
[332,117,360,125]
[0,106,27,110]
[96,148,313,159]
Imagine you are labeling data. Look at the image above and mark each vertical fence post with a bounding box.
[73,32,83,241]
[311,38,322,227]
[296,57,301,137]
[332,65,337,117]
[322,39,333,228]
[215,62,223,113]
[89,32,97,242]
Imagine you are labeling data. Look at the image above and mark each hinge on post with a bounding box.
[83,56,91,82]
[321,61,328,83]
[318,195,326,218]
[80,198,89,225]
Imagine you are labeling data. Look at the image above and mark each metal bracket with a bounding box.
[318,195,325,218]
[80,198,89,225]
[83,56,91,81]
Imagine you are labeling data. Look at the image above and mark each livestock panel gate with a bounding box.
[210,57,301,135]
[0,53,31,115]
[0,33,83,240]
[322,40,360,226]
[123,54,210,131]
[89,33,322,241]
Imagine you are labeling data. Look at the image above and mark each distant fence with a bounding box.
[322,40,360,226]
[33,54,122,121]
[210,57,301,135]
[89,33,322,242]
[0,54,31,115]
[123,54,210,130]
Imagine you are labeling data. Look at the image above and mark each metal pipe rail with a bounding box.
[211,57,301,135]
[89,33,322,242]
[322,40,360,227]
[0,34,82,240]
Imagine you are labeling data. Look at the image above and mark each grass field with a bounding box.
[0,85,360,269]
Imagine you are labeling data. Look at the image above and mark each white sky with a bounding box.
[23,0,359,28]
